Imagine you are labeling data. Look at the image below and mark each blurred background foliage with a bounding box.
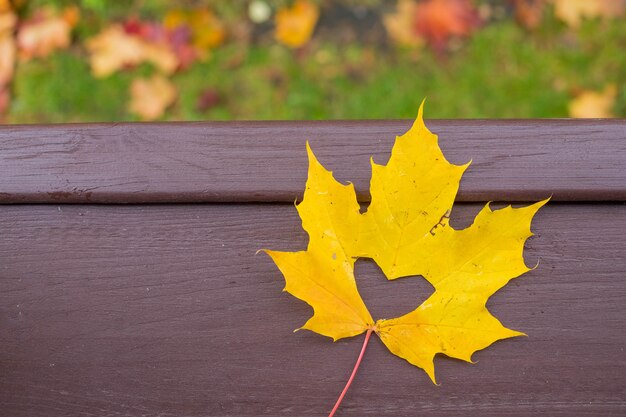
[0,0,625,122]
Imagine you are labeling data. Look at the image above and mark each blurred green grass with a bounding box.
[8,3,626,122]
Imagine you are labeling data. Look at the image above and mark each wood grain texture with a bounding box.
[1,119,625,204]
[1,203,625,416]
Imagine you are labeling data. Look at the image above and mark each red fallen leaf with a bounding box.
[413,0,481,50]
[123,18,171,46]
[0,87,9,115]
[166,25,198,70]
[122,17,144,37]
[122,18,198,70]
[196,87,222,112]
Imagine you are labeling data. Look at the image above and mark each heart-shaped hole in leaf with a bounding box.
[354,258,434,322]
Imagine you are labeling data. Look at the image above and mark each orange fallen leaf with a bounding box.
[414,0,481,50]
[16,7,77,61]
[86,25,178,78]
[568,85,617,118]
[61,5,80,28]
[129,75,177,121]
[0,0,12,13]
[275,0,319,48]
[552,0,625,27]
[513,0,546,29]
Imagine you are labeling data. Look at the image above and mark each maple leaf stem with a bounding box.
[327,328,374,417]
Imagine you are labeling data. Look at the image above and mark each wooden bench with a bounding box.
[1,120,625,416]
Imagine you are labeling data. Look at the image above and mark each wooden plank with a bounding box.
[1,119,625,204]
[1,203,624,416]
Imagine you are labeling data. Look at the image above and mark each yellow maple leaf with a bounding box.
[274,0,319,48]
[265,102,547,386]
[266,142,373,340]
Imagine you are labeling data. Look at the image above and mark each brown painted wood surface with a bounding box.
[1,203,625,416]
[1,119,626,204]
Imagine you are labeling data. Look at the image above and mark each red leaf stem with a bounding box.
[327,328,374,417]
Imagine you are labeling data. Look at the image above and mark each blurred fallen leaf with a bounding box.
[62,5,80,27]
[0,7,15,84]
[384,0,424,47]
[0,0,12,13]
[163,8,225,69]
[414,0,481,50]
[16,7,77,61]
[196,87,222,112]
[275,0,319,48]
[163,9,188,32]
[552,0,625,27]
[189,9,226,50]
[385,0,480,50]
[568,85,617,118]
[0,3,15,115]
[164,8,225,50]
[129,75,177,120]
[160,19,198,69]
[514,0,546,29]
[86,25,178,78]
[0,87,9,114]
